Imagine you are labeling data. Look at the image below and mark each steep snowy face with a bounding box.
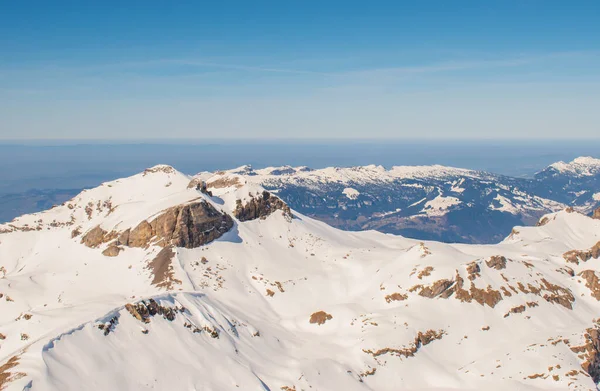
[3,166,600,390]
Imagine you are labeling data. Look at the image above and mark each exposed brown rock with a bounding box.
[579,270,600,300]
[147,246,181,290]
[187,178,203,189]
[125,303,149,323]
[418,279,454,298]
[187,178,213,196]
[527,373,545,379]
[234,191,292,222]
[486,256,507,270]
[128,220,154,248]
[0,355,26,390]
[309,311,332,325]
[83,201,233,251]
[124,298,186,324]
[117,229,130,246]
[143,165,175,175]
[363,329,444,359]
[81,226,108,248]
[385,292,408,303]
[570,328,600,383]
[452,272,503,308]
[207,176,242,189]
[102,245,122,257]
[504,305,526,318]
[417,266,434,279]
[70,226,82,238]
[563,242,600,265]
[169,202,233,248]
[466,261,481,280]
[540,278,575,309]
[536,216,550,226]
[593,207,600,220]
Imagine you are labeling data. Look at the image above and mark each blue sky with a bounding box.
[1,1,599,140]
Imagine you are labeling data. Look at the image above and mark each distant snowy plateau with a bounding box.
[1,157,600,390]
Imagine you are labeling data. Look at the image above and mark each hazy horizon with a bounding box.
[1,139,598,197]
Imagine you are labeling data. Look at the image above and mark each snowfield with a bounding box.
[1,165,600,390]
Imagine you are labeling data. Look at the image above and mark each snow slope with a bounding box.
[2,165,600,390]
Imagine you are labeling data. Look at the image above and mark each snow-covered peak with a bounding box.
[1,164,203,235]
[546,156,600,177]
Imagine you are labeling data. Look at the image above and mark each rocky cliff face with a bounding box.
[82,200,233,250]
[593,207,600,220]
[233,191,292,222]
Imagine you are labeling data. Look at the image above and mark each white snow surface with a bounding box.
[1,165,600,390]
[422,195,461,216]
[342,187,360,200]
[547,156,600,177]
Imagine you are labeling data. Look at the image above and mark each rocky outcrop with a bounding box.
[0,355,26,390]
[563,241,600,264]
[453,273,503,308]
[309,311,332,325]
[579,270,600,300]
[466,261,481,280]
[207,176,242,189]
[102,245,122,257]
[417,279,454,298]
[385,292,408,303]
[363,329,445,359]
[168,202,233,248]
[81,226,113,248]
[187,178,213,196]
[540,278,575,309]
[536,216,551,226]
[234,191,292,222]
[82,201,233,251]
[128,221,153,248]
[593,207,600,220]
[486,255,507,270]
[125,298,185,323]
[503,305,526,318]
[570,328,600,383]
[143,165,175,176]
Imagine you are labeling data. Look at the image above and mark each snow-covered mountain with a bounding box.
[2,164,600,390]
[201,157,600,244]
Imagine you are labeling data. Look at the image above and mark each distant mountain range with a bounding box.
[1,157,599,244]
[200,156,600,243]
